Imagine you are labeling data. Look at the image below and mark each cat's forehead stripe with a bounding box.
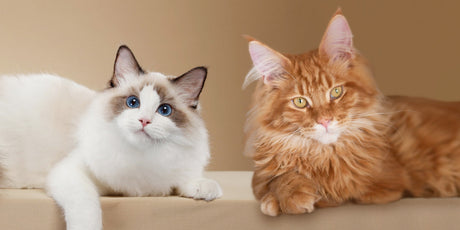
[290,57,335,97]
[296,81,305,96]
[150,83,189,127]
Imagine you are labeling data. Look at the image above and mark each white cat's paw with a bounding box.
[180,178,223,201]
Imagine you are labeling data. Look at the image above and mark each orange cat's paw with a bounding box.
[279,191,317,214]
[260,191,317,216]
[260,193,280,216]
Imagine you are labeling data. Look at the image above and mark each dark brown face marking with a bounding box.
[107,80,191,128]
[169,106,188,128]
[108,86,141,120]
[109,94,129,119]
[154,84,175,104]
[153,83,189,128]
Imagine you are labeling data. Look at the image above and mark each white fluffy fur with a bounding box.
[0,71,221,230]
[0,74,95,188]
[311,120,342,144]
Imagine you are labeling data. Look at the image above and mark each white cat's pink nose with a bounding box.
[139,119,151,127]
[318,118,331,129]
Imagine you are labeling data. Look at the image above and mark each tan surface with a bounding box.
[0,1,459,170]
[0,171,459,230]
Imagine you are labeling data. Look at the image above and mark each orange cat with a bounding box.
[244,9,460,216]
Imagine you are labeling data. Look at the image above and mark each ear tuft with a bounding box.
[110,45,145,87]
[334,7,343,16]
[242,34,256,42]
[172,67,207,109]
[245,40,290,87]
[319,11,354,63]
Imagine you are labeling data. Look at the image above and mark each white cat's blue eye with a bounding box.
[157,104,172,116]
[126,96,140,108]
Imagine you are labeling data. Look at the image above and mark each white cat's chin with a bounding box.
[126,130,169,146]
[135,130,158,142]
[136,130,154,140]
[312,123,341,144]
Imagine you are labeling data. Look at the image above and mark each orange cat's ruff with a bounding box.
[244,10,460,216]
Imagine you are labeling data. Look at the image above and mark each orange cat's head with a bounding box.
[245,10,383,145]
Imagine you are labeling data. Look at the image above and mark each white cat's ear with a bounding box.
[110,45,145,87]
[319,9,354,63]
[245,38,291,87]
[172,67,207,109]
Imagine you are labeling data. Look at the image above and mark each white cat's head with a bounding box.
[104,45,207,148]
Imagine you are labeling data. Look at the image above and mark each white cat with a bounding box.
[0,45,222,230]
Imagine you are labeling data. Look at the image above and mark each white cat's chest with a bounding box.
[82,141,194,196]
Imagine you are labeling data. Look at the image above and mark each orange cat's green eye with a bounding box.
[330,86,344,100]
[292,97,308,108]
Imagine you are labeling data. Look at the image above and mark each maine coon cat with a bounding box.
[244,9,460,216]
[0,45,222,229]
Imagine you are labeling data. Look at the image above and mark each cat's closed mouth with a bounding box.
[137,129,153,139]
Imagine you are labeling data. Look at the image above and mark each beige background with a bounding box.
[0,0,458,170]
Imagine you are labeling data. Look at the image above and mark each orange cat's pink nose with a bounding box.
[139,119,151,127]
[318,118,331,129]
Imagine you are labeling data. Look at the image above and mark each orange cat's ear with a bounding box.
[245,38,291,87]
[319,9,354,63]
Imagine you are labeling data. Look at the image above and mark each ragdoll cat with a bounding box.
[244,9,460,216]
[0,45,222,229]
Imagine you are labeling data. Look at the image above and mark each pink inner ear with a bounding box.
[320,15,354,61]
[248,41,286,84]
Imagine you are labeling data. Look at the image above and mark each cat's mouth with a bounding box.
[312,123,342,144]
[136,129,154,140]
[314,132,341,144]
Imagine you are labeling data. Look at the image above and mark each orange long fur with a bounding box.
[245,10,460,216]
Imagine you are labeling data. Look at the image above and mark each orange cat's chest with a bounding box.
[260,140,380,199]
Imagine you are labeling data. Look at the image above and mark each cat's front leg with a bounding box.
[46,155,102,230]
[354,187,404,205]
[257,171,320,216]
[177,177,223,201]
